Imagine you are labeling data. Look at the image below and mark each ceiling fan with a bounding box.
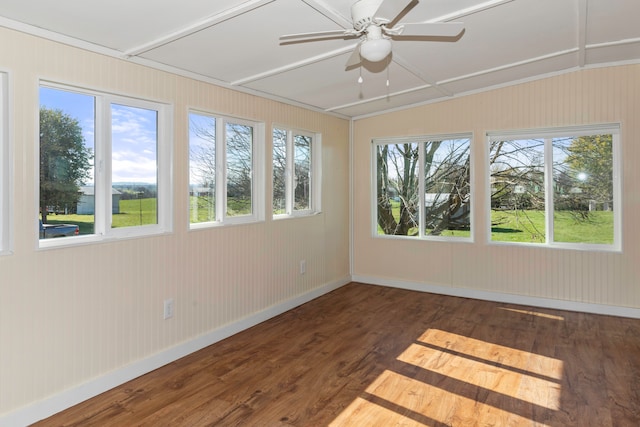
[279,0,465,67]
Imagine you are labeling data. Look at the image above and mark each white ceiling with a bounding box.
[1,0,639,118]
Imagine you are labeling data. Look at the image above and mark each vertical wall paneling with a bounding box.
[353,64,640,312]
[0,26,350,420]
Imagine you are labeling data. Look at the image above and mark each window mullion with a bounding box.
[418,141,425,237]
[94,97,110,235]
[286,130,294,215]
[544,137,553,244]
[216,118,226,222]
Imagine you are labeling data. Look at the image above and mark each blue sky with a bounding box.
[39,87,158,184]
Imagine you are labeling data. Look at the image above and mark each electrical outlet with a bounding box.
[300,260,306,275]
[163,298,174,320]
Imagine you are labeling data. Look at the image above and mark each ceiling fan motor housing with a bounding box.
[351,0,385,31]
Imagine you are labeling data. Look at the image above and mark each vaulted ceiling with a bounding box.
[1,0,639,118]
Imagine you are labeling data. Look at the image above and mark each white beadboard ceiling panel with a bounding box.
[0,0,638,118]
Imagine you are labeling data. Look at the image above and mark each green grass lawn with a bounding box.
[378,200,613,244]
[44,198,157,233]
[491,209,613,244]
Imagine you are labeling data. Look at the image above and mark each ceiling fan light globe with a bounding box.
[360,38,391,62]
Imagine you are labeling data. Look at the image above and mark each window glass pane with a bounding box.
[226,122,253,217]
[294,134,312,211]
[110,103,158,228]
[272,128,287,215]
[376,142,419,236]
[424,139,471,237]
[39,87,94,238]
[189,113,216,223]
[552,135,614,244]
[490,139,545,243]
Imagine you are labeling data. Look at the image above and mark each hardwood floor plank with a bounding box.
[33,283,640,426]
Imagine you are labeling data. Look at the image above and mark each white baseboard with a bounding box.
[1,276,350,427]
[352,275,640,319]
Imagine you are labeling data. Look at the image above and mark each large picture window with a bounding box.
[488,124,620,250]
[189,111,264,227]
[272,127,320,217]
[38,83,172,246]
[373,134,472,240]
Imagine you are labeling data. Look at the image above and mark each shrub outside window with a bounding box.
[273,126,320,217]
[189,111,264,227]
[38,83,172,247]
[373,134,472,240]
[488,124,620,250]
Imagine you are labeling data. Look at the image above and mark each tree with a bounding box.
[564,134,613,210]
[376,143,419,235]
[39,107,92,223]
[189,119,253,216]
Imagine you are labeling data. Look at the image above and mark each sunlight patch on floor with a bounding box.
[330,369,549,427]
[417,329,564,381]
[397,342,562,410]
[498,307,565,321]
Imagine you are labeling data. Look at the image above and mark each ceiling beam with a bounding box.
[231,43,359,86]
[124,0,275,57]
[301,0,352,28]
[427,0,515,23]
[577,0,588,67]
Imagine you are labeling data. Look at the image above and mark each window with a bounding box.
[272,127,320,217]
[488,124,620,250]
[38,83,172,246]
[189,111,264,227]
[373,134,472,240]
[0,72,9,254]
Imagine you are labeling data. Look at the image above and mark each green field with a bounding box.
[45,198,614,245]
[45,197,254,232]
[491,209,613,244]
[44,198,157,233]
[378,201,613,244]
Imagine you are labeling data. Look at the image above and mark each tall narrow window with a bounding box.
[374,134,472,240]
[38,83,171,246]
[488,125,619,250]
[272,126,320,217]
[189,111,263,227]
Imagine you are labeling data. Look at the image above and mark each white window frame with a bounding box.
[272,126,321,219]
[371,133,473,241]
[189,110,265,229]
[0,71,11,255]
[38,82,173,248]
[486,124,621,252]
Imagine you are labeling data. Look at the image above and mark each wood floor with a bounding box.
[34,282,640,426]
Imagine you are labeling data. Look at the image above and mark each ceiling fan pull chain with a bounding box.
[358,66,363,84]
[386,63,390,87]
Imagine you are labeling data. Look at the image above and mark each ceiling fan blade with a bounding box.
[373,0,415,24]
[394,22,464,37]
[280,29,353,42]
[345,43,363,68]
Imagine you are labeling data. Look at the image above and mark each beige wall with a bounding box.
[0,27,350,418]
[353,64,640,310]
